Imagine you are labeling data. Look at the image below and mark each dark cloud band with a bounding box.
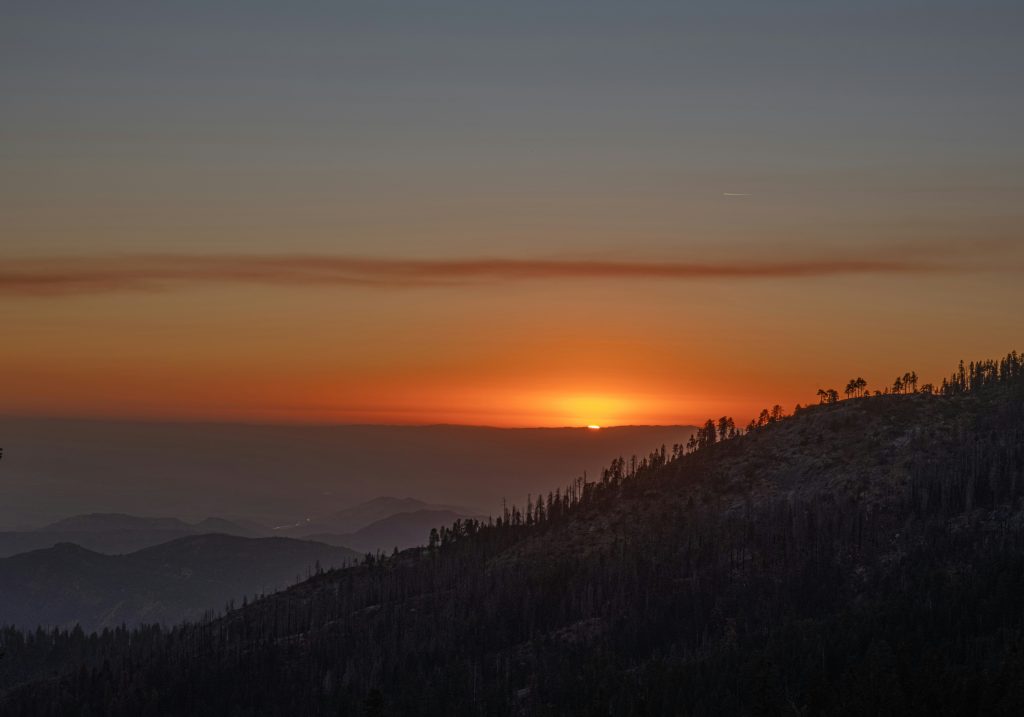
[0,254,948,296]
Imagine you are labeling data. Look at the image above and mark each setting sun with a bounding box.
[545,393,638,428]
[587,424,601,430]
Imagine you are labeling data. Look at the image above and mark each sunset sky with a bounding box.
[3,2,1023,427]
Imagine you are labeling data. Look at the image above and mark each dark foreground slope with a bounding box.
[0,535,358,631]
[2,355,1023,716]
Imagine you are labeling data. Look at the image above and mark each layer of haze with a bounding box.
[3,1,1023,427]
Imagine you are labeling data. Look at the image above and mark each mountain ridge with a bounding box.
[0,500,476,558]
[275,496,478,536]
[0,534,359,632]
[304,508,480,553]
[0,513,271,558]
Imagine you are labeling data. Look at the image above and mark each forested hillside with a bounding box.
[2,353,1023,716]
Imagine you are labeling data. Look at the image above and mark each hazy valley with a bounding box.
[0,421,695,528]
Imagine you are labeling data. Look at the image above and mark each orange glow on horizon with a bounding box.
[0,362,988,429]
[4,274,1019,429]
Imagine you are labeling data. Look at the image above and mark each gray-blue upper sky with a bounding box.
[4,1,1022,259]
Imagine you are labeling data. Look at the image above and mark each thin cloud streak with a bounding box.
[0,254,953,296]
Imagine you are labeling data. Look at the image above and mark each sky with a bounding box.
[2,1,1023,427]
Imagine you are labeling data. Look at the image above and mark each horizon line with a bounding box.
[0,412,698,431]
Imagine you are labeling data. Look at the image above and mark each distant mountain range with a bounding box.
[274,497,480,552]
[0,498,481,558]
[0,500,479,632]
[0,513,270,558]
[276,496,477,536]
[0,534,358,631]
[304,509,475,553]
